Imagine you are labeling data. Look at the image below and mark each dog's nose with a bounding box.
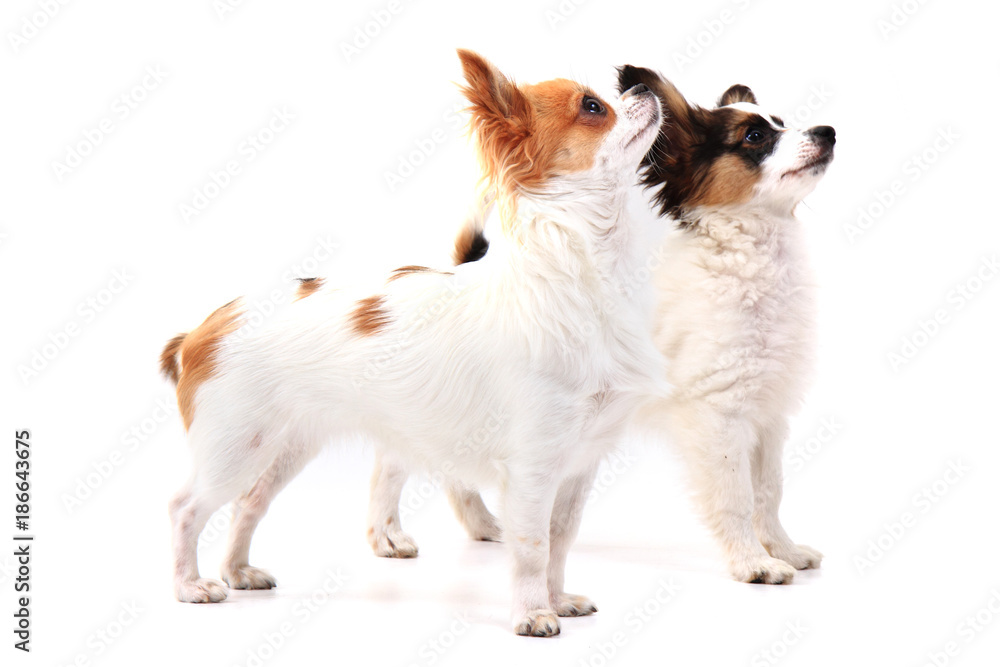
[625,83,650,97]
[808,125,836,146]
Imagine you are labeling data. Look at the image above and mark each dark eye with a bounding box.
[582,96,605,114]
[745,129,766,143]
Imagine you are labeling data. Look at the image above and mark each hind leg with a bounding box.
[367,451,418,558]
[751,417,822,570]
[446,485,502,542]
[170,481,231,603]
[221,442,319,589]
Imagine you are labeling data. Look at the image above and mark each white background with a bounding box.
[3,0,1000,665]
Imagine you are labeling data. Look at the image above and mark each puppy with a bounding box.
[615,66,832,584]
[372,68,834,586]
[161,50,664,637]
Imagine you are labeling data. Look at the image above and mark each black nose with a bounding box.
[808,125,836,145]
[627,83,650,96]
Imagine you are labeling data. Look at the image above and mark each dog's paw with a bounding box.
[551,593,598,617]
[514,609,561,637]
[731,555,796,585]
[176,577,229,603]
[368,525,419,558]
[467,512,502,542]
[448,490,503,542]
[766,543,823,570]
[222,565,277,590]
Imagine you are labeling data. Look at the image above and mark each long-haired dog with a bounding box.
[369,67,835,585]
[161,50,664,636]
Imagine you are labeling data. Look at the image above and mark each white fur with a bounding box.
[643,114,830,583]
[369,100,832,586]
[167,83,664,637]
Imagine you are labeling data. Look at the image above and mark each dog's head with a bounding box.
[458,50,661,221]
[617,65,835,223]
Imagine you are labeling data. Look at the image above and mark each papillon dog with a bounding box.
[161,50,664,637]
[370,66,835,586]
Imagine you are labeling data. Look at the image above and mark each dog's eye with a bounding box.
[745,129,766,143]
[581,96,605,114]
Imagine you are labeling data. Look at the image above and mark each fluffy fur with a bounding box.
[162,50,664,637]
[370,66,836,586]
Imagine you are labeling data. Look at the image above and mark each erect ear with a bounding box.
[717,84,757,107]
[457,49,531,136]
[618,65,699,149]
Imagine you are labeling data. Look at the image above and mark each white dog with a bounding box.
[370,66,834,586]
[161,50,664,637]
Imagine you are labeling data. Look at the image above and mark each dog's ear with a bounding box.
[457,49,531,138]
[618,65,697,142]
[717,84,757,107]
[616,66,707,218]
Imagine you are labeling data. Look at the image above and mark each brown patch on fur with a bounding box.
[386,265,453,283]
[248,434,263,449]
[617,66,769,223]
[173,299,244,430]
[457,50,617,222]
[159,334,187,384]
[295,277,324,301]
[350,295,390,336]
[687,153,757,209]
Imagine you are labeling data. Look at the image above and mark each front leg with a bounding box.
[547,470,598,617]
[669,404,795,584]
[502,473,560,637]
[751,418,823,570]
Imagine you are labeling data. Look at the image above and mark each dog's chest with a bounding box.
[659,223,815,403]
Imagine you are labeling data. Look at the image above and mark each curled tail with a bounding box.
[452,190,494,265]
[160,334,187,384]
